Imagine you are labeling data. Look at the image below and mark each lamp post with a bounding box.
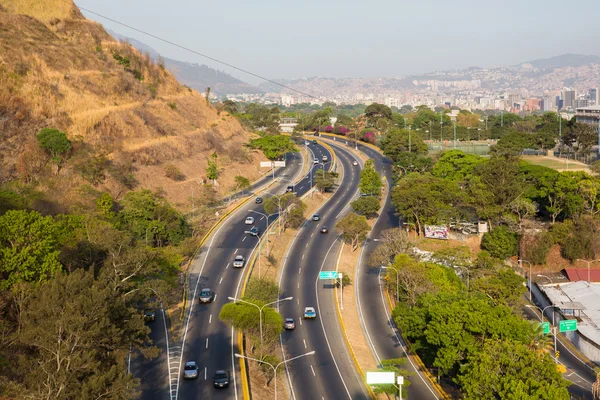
[526,304,559,360]
[518,259,532,301]
[249,210,276,254]
[381,266,399,301]
[235,351,315,400]
[576,259,600,284]
[228,296,293,356]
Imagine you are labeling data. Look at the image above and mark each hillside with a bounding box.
[109,30,263,95]
[0,0,266,210]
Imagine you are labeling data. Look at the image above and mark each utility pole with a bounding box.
[453,120,457,149]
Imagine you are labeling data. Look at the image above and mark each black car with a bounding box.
[312,139,317,144]
[249,226,259,236]
[213,370,229,388]
[255,197,263,204]
[286,185,294,192]
[144,310,156,322]
[320,226,329,234]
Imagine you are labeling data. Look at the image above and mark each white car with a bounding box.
[245,216,254,225]
[313,159,319,164]
[352,160,359,166]
[233,255,245,268]
[322,155,328,162]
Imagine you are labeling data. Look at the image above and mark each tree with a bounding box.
[351,196,380,218]
[233,175,251,193]
[219,300,283,347]
[508,197,537,228]
[381,128,428,160]
[36,128,72,173]
[368,228,413,266]
[457,339,570,400]
[359,159,382,196]
[336,212,370,250]
[249,135,297,160]
[371,358,411,398]
[431,150,483,181]
[222,100,238,114]
[313,171,338,192]
[364,103,392,121]
[490,131,533,156]
[480,226,519,259]
[14,269,144,399]
[0,210,63,289]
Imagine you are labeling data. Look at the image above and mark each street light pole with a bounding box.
[228,296,293,356]
[576,259,600,284]
[235,351,315,400]
[526,304,558,361]
[249,210,276,254]
[518,259,532,301]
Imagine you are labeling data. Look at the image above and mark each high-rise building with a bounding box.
[562,88,576,109]
[542,97,556,111]
[590,88,599,105]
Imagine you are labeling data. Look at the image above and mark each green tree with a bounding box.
[371,358,411,398]
[457,339,570,400]
[249,135,297,160]
[206,159,218,183]
[313,171,338,192]
[368,228,413,267]
[36,128,72,172]
[431,150,484,181]
[470,269,526,308]
[381,128,428,160]
[222,100,238,114]
[359,159,382,196]
[351,196,380,218]
[480,226,519,259]
[490,131,534,156]
[219,300,283,347]
[336,212,370,250]
[233,175,251,193]
[0,210,62,289]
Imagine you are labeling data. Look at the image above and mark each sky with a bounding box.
[78,0,600,85]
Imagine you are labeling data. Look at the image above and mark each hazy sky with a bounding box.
[78,0,600,85]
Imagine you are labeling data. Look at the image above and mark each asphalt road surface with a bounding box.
[279,141,370,400]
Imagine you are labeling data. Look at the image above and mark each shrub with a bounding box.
[36,128,72,162]
[324,125,333,133]
[108,162,138,189]
[351,196,380,218]
[76,155,110,185]
[521,232,554,265]
[481,226,519,259]
[164,164,185,181]
[363,131,375,143]
[168,102,177,110]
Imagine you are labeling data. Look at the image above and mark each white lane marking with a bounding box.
[260,216,265,221]
[206,338,209,349]
[297,298,299,305]
[214,294,217,302]
[242,236,246,242]
[205,367,207,380]
[234,249,239,254]
[310,365,316,376]
[299,318,303,326]
[303,339,307,349]
[219,277,223,285]
[311,232,314,237]
[302,254,305,260]
[315,235,353,399]
[305,243,309,248]
[299,267,302,274]
[209,314,212,324]
[298,282,300,288]
[226,263,230,269]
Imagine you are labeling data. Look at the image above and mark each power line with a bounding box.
[70,1,321,101]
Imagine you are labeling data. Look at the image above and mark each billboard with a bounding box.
[424,225,449,240]
[366,371,395,385]
[260,161,273,168]
[274,161,286,167]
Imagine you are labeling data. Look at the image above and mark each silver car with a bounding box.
[184,361,199,379]
[232,255,245,268]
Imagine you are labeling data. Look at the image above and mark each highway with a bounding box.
[323,137,441,400]
[133,141,334,400]
[279,141,370,400]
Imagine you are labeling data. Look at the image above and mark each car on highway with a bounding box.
[255,197,263,204]
[352,160,359,166]
[183,361,199,379]
[312,214,320,221]
[213,370,229,388]
[304,307,317,319]
[232,255,245,268]
[312,139,317,144]
[248,226,259,236]
[320,226,329,234]
[286,185,294,192]
[198,288,214,303]
[143,310,155,322]
[245,216,254,225]
[322,155,328,162]
[305,141,310,145]
[284,318,296,330]
[313,158,319,164]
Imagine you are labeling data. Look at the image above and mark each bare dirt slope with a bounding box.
[0,0,264,208]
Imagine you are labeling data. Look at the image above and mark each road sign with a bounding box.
[319,271,338,280]
[540,322,551,335]
[559,320,577,332]
[366,371,395,385]
[260,161,273,168]
[274,161,286,167]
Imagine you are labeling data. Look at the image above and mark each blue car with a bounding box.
[304,307,317,319]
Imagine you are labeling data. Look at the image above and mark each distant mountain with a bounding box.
[517,53,600,69]
[109,31,262,95]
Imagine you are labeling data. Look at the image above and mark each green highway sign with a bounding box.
[540,322,550,335]
[559,320,577,332]
[319,271,338,280]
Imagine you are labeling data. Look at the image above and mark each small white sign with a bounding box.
[273,161,286,167]
[366,371,395,384]
[397,376,404,385]
[338,273,343,279]
[260,161,274,168]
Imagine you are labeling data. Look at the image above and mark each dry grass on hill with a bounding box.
[0,0,265,208]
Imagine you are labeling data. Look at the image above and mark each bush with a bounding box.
[168,102,177,110]
[76,155,110,185]
[164,164,185,181]
[36,128,72,162]
[521,232,554,265]
[108,162,138,189]
[481,226,519,259]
